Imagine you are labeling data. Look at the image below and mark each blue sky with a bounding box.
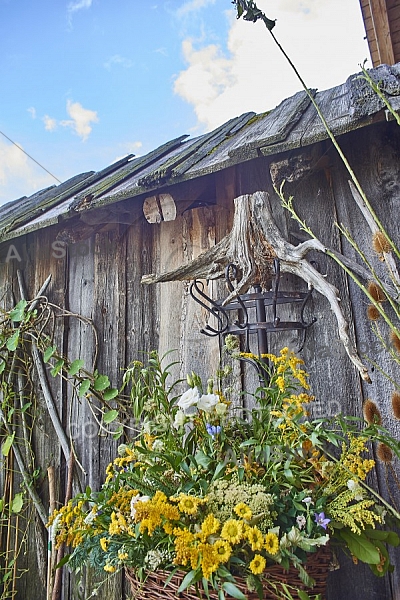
[0,0,369,204]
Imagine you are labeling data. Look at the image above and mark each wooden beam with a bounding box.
[368,0,395,65]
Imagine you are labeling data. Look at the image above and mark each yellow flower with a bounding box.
[100,537,109,552]
[246,526,264,551]
[118,551,128,561]
[213,540,232,563]
[103,563,116,573]
[264,532,279,555]
[198,514,220,541]
[249,554,266,575]
[172,493,205,515]
[276,376,285,392]
[234,502,252,521]
[198,542,219,579]
[221,519,244,545]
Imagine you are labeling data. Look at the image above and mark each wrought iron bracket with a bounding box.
[189,259,317,356]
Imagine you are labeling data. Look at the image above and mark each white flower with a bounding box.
[197,393,219,412]
[347,479,363,501]
[130,494,151,518]
[215,402,228,416]
[296,515,306,530]
[117,444,128,456]
[50,513,63,545]
[302,496,314,505]
[177,387,200,411]
[152,439,164,452]
[173,409,186,429]
[84,510,97,526]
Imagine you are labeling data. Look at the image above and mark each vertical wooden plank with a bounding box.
[180,206,219,383]
[125,214,158,364]
[333,125,400,600]
[62,234,97,600]
[155,217,186,383]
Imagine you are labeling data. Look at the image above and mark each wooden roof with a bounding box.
[1,61,400,243]
[360,0,400,66]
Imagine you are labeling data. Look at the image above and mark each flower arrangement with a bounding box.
[48,345,400,599]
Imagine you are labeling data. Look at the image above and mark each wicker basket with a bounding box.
[125,545,331,599]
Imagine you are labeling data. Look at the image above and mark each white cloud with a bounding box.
[67,0,92,26]
[104,54,133,70]
[43,115,57,131]
[60,100,99,141]
[0,139,55,205]
[278,0,329,17]
[67,0,92,16]
[27,107,36,119]
[174,0,370,131]
[176,0,216,18]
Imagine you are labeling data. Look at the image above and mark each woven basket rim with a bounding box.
[125,544,331,600]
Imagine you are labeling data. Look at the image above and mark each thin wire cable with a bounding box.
[0,130,62,184]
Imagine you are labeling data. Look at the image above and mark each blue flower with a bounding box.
[206,423,221,438]
[314,512,331,530]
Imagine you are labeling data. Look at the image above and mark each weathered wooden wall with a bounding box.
[0,119,399,599]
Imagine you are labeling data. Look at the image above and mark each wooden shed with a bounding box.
[0,62,399,599]
[360,0,400,66]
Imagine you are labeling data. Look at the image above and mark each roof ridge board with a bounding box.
[228,90,315,160]
[138,113,255,187]
[0,172,95,237]
[348,63,400,119]
[170,112,256,179]
[71,135,189,206]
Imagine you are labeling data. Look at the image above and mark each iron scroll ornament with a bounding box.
[189,259,317,362]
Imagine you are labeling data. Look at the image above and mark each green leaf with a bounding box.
[221,582,247,599]
[211,461,226,482]
[11,493,23,513]
[51,359,64,377]
[6,330,19,351]
[0,498,4,511]
[177,570,197,593]
[368,540,390,577]
[94,374,110,391]
[195,450,212,469]
[112,425,124,440]
[78,379,91,397]
[297,563,315,588]
[298,591,312,600]
[2,433,15,456]
[103,409,118,424]
[9,300,27,323]
[55,554,71,569]
[68,359,84,376]
[43,346,57,363]
[365,529,400,546]
[340,529,381,564]
[103,388,118,401]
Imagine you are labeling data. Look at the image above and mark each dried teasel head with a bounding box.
[363,399,382,425]
[391,391,400,420]
[377,442,393,463]
[367,282,386,303]
[366,305,380,321]
[372,231,392,254]
[390,331,400,353]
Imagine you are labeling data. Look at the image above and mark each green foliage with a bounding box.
[48,349,400,598]
[232,0,275,30]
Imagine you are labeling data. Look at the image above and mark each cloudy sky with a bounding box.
[0,0,370,205]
